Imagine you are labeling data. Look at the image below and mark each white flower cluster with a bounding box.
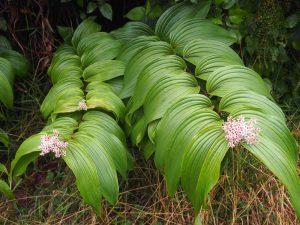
[222,116,260,148]
[78,99,87,111]
[39,129,68,158]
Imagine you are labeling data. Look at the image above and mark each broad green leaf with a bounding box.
[87,2,98,13]
[99,3,113,21]
[219,90,285,122]
[130,114,147,146]
[107,77,124,94]
[126,55,186,123]
[117,36,159,64]
[0,128,9,147]
[52,44,77,56]
[10,134,41,179]
[0,163,8,174]
[145,0,151,15]
[41,117,79,138]
[142,139,155,160]
[155,96,220,195]
[206,65,273,100]
[169,19,237,52]
[143,71,200,124]
[80,39,122,67]
[222,0,236,9]
[125,7,146,21]
[57,26,74,43]
[0,48,29,77]
[164,112,221,196]
[78,124,129,178]
[40,78,84,118]
[121,41,173,99]
[148,5,162,19]
[63,141,102,214]
[0,36,11,49]
[76,32,114,56]
[72,19,101,47]
[71,133,118,205]
[0,57,14,86]
[80,111,130,177]
[86,81,125,120]
[182,124,228,211]
[183,39,243,65]
[195,54,243,80]
[0,57,14,108]
[82,111,126,143]
[0,179,13,199]
[228,8,248,24]
[11,117,78,179]
[147,120,159,144]
[48,52,82,84]
[155,94,214,170]
[219,90,299,217]
[111,22,154,42]
[83,60,125,82]
[155,1,211,41]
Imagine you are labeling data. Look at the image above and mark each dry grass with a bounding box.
[0,146,299,224]
[0,152,195,225]
[201,156,300,225]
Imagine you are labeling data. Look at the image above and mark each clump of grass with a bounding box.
[201,150,299,225]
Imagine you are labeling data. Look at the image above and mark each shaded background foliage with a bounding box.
[0,0,152,74]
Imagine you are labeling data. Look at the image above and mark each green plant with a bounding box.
[119,2,300,221]
[0,35,29,109]
[208,0,300,113]
[0,162,13,200]
[62,0,113,20]
[0,35,29,200]
[10,2,300,222]
[9,19,133,214]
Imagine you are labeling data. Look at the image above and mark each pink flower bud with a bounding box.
[78,99,88,111]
